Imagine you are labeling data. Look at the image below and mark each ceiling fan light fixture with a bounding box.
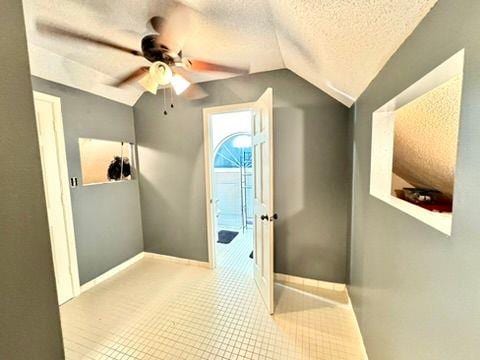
[138,73,158,95]
[171,74,191,95]
[150,61,173,85]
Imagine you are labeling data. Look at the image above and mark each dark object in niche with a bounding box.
[107,156,131,181]
[395,188,453,213]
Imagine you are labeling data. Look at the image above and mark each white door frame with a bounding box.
[203,102,255,269]
[34,91,81,299]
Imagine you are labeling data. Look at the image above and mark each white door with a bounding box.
[252,88,275,314]
[34,93,78,305]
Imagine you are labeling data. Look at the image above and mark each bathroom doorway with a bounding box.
[204,107,254,272]
[204,89,275,313]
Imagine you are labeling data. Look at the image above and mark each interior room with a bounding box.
[2,1,480,360]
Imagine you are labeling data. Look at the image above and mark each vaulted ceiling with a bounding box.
[22,0,437,106]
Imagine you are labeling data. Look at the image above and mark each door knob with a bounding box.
[269,213,278,221]
[260,214,269,220]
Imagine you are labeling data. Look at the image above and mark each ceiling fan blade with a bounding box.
[154,2,198,55]
[36,22,142,57]
[182,83,208,100]
[187,60,249,75]
[112,66,149,87]
[172,67,208,100]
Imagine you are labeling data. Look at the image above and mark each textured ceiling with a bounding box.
[393,75,462,198]
[22,0,437,106]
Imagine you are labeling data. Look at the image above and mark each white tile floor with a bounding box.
[61,230,366,359]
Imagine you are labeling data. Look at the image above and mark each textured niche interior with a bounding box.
[392,75,462,199]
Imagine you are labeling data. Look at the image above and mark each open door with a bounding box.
[34,92,79,304]
[252,88,275,314]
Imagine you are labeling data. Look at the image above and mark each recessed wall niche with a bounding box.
[79,138,135,185]
[370,49,464,235]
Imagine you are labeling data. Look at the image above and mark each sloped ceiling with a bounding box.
[22,0,437,106]
[393,75,462,198]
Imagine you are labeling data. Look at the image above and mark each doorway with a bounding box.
[34,91,80,305]
[206,109,254,273]
[203,88,275,314]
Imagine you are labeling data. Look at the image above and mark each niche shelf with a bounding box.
[370,49,464,236]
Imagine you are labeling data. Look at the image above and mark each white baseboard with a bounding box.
[275,282,351,308]
[80,252,145,293]
[347,290,370,359]
[274,272,346,291]
[144,252,210,268]
[79,254,337,298]
[79,252,209,294]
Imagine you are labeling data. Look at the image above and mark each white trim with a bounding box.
[203,102,256,116]
[274,273,346,292]
[33,91,81,298]
[275,282,350,309]
[274,274,369,358]
[79,252,209,294]
[275,274,369,358]
[202,102,256,270]
[80,252,145,293]
[203,109,215,269]
[373,49,465,114]
[144,252,210,268]
[347,290,370,360]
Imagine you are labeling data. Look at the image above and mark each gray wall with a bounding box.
[349,1,480,359]
[31,77,144,284]
[134,69,350,282]
[0,1,64,359]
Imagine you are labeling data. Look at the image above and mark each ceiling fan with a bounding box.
[36,2,249,103]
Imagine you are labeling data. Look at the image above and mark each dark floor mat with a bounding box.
[217,230,238,244]
[249,251,253,259]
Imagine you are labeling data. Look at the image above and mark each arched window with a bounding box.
[214,133,252,168]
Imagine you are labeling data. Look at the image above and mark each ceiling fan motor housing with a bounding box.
[141,35,175,64]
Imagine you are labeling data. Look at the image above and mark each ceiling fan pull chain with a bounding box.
[170,87,174,109]
[163,88,167,115]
